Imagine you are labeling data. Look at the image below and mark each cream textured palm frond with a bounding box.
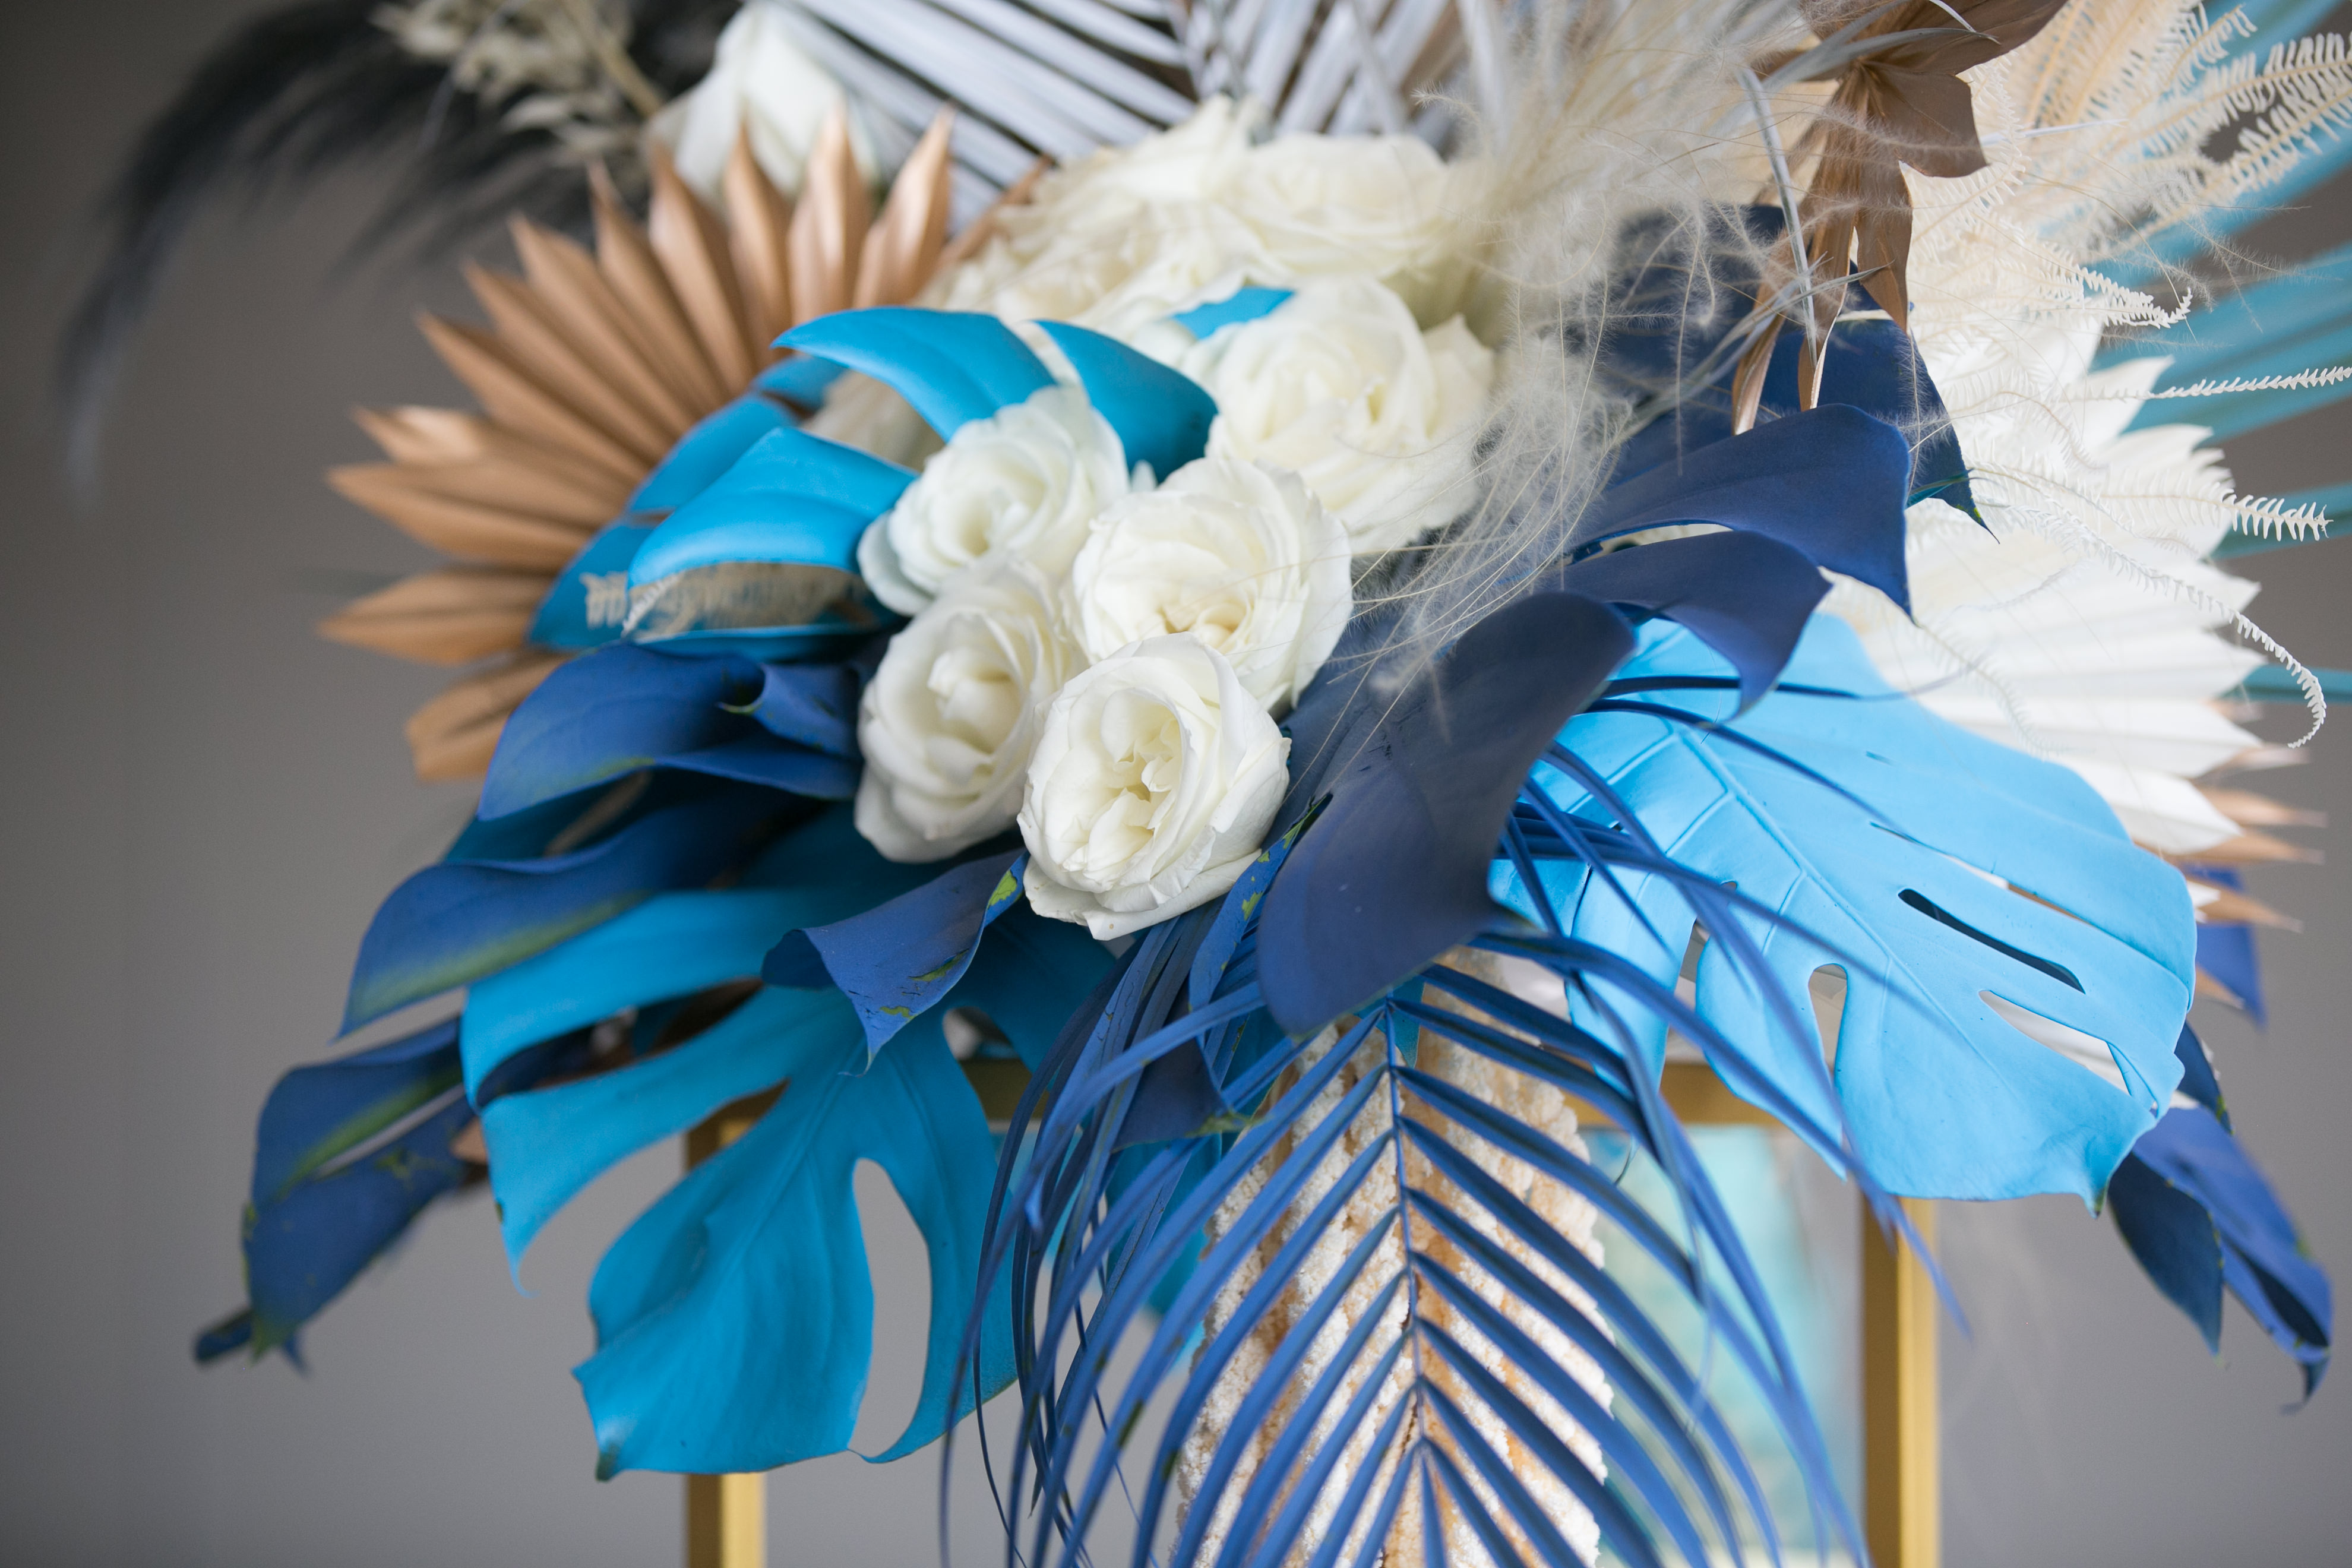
[1818,1,2350,1003]
[320,109,963,782]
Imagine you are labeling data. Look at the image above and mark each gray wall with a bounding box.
[2,2,2348,1564]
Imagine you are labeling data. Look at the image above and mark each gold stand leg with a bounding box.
[686,1472,766,1568]
[682,1099,777,1568]
[1862,1197,1938,1568]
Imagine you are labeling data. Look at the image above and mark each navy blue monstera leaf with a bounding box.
[1261,406,1917,1036]
[196,1019,467,1360]
[342,776,796,1032]
[1537,617,2195,1202]
[194,1016,595,1362]
[763,849,1028,1058]
[2110,1028,2331,1393]
[480,644,857,819]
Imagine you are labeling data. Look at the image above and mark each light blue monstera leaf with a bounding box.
[482,987,861,1268]
[622,426,913,656]
[576,1018,1015,1475]
[783,307,1218,473]
[1520,616,2193,1203]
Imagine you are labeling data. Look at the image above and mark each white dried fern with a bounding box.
[1828,0,2352,852]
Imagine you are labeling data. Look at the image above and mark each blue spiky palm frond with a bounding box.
[972,878,1877,1567]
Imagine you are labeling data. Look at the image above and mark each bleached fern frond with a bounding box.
[1998,2,2352,260]
[2065,366,2352,400]
[2222,491,2334,540]
[2217,31,2352,200]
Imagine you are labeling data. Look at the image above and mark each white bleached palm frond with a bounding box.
[755,0,1494,216]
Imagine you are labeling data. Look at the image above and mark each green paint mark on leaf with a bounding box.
[909,948,970,986]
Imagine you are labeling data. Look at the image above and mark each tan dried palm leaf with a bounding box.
[325,107,972,782]
[1732,0,2068,422]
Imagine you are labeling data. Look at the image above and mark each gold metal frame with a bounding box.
[682,1101,775,1568]
[678,1059,1939,1568]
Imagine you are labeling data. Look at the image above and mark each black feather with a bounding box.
[56,0,738,485]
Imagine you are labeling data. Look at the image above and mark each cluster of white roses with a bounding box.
[848,109,1500,937]
[840,107,1500,936]
[852,389,1350,940]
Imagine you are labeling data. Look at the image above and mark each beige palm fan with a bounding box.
[320,106,973,782]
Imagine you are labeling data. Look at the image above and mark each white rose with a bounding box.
[856,561,1081,862]
[646,1,870,201]
[1180,275,1495,554]
[1218,131,1465,312]
[1020,634,1290,940]
[1069,460,1350,716]
[857,385,1133,615]
[944,101,1482,339]
[1023,95,1263,217]
[947,201,1270,353]
[940,101,1277,355]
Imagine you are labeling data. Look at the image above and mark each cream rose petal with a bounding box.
[859,384,1132,615]
[1180,275,1494,554]
[1020,634,1290,940]
[1068,459,1351,716]
[1215,131,1463,311]
[856,559,1080,862]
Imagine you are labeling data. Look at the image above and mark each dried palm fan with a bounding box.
[320,107,970,781]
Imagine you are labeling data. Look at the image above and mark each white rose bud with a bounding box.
[1068,459,1350,716]
[857,385,1132,616]
[646,2,868,201]
[856,560,1080,862]
[1020,634,1291,940]
[1180,274,1494,554]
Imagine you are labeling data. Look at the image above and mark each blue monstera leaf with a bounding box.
[480,644,858,819]
[456,807,944,1096]
[783,306,1218,472]
[342,776,795,1032]
[1529,616,2195,1202]
[782,308,1057,434]
[195,1015,595,1363]
[2109,1028,2331,1394]
[576,1019,1016,1475]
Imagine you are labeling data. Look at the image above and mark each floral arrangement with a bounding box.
[74,0,2352,1560]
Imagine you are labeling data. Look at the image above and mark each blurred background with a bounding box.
[4,2,2350,1563]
